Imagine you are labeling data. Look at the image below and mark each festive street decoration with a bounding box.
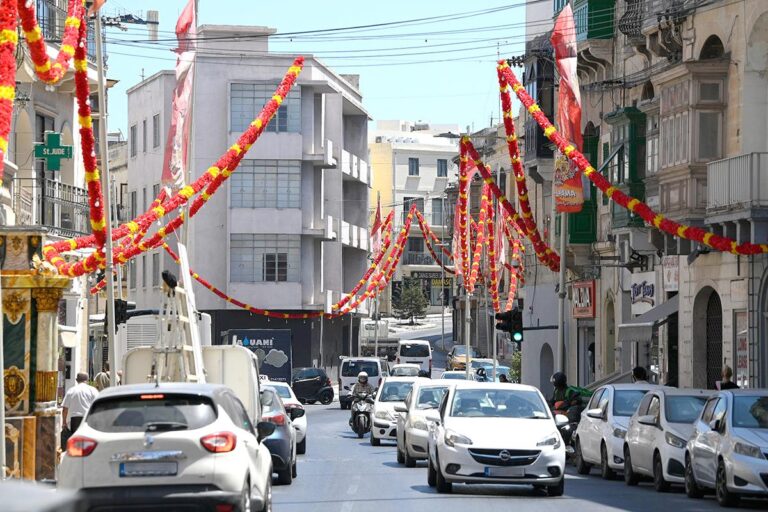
[467,185,489,293]
[485,191,501,313]
[499,62,768,256]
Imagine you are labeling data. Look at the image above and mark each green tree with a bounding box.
[509,350,522,383]
[392,280,429,325]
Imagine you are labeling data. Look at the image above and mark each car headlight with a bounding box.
[375,410,393,421]
[734,441,765,459]
[412,418,429,431]
[664,432,687,449]
[444,429,473,447]
[612,426,627,439]
[537,434,562,449]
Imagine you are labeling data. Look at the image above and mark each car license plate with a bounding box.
[119,461,178,477]
[484,466,524,478]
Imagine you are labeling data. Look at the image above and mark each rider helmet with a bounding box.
[550,371,567,388]
[358,371,368,384]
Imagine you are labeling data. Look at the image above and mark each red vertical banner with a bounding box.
[162,0,196,190]
[371,195,382,253]
[550,3,584,213]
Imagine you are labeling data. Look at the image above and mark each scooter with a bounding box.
[553,400,584,458]
[349,392,375,438]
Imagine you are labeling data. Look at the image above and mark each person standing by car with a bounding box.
[631,366,649,383]
[719,365,739,389]
[62,372,98,433]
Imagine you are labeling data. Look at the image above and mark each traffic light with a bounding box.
[495,309,524,343]
[114,299,129,326]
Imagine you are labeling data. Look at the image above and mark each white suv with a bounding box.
[59,383,275,511]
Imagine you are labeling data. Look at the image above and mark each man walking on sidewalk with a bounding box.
[62,372,99,433]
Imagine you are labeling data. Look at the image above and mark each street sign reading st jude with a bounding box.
[34,131,73,172]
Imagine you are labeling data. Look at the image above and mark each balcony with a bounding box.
[12,178,90,238]
[707,153,768,218]
[304,139,336,168]
[573,0,615,41]
[402,252,450,266]
[37,0,102,64]
[340,149,370,184]
[340,220,369,250]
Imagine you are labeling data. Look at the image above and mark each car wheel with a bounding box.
[653,452,670,492]
[297,437,306,455]
[574,439,592,475]
[239,480,251,512]
[306,400,316,405]
[319,391,333,405]
[600,443,616,480]
[397,445,405,464]
[624,446,639,486]
[291,459,297,479]
[427,457,437,487]
[547,477,565,497]
[370,432,380,446]
[435,457,452,494]
[685,455,704,499]
[276,464,293,485]
[716,460,740,507]
[257,476,272,512]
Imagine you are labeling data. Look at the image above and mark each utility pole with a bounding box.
[440,193,446,351]
[464,289,471,380]
[556,212,568,372]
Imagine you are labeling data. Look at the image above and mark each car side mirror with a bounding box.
[394,404,408,414]
[554,414,569,427]
[425,410,441,425]
[638,414,658,427]
[586,408,604,420]
[256,421,275,441]
[709,419,721,432]
[290,408,306,420]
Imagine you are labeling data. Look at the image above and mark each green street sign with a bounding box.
[34,131,73,172]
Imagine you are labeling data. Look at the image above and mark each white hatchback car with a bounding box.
[395,381,452,466]
[685,390,768,507]
[573,383,654,479]
[264,381,308,455]
[390,363,421,377]
[624,387,711,491]
[59,383,275,511]
[441,371,476,381]
[427,382,568,495]
[370,377,419,446]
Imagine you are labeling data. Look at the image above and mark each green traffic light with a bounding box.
[513,332,523,342]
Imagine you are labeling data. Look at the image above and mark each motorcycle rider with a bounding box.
[349,371,374,427]
[549,372,582,418]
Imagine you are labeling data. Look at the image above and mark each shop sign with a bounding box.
[630,271,656,315]
[411,271,442,279]
[662,256,679,292]
[735,311,749,388]
[572,281,596,318]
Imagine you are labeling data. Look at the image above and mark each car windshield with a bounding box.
[613,390,648,417]
[442,373,467,380]
[732,396,768,428]
[86,393,217,433]
[392,367,420,377]
[266,385,293,400]
[665,395,708,423]
[449,389,548,418]
[400,344,430,357]
[379,382,414,402]
[416,386,448,409]
[471,359,497,369]
[342,361,379,377]
[453,346,478,357]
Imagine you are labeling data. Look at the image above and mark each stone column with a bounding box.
[31,288,62,404]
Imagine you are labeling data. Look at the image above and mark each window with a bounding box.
[152,114,160,148]
[402,197,424,222]
[152,253,160,287]
[141,255,147,288]
[230,160,301,208]
[230,234,300,283]
[697,111,722,161]
[437,159,448,177]
[230,83,301,133]
[142,119,147,153]
[647,395,661,419]
[142,188,147,213]
[712,398,727,423]
[701,397,719,423]
[646,113,659,176]
[129,260,136,289]
[408,158,420,176]
[152,184,160,202]
[129,191,137,218]
[588,388,605,410]
[85,394,217,433]
[130,124,137,157]
[432,198,444,225]
[407,237,424,253]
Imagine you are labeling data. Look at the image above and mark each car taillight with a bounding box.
[200,432,237,453]
[396,357,400,364]
[67,436,98,457]
[263,413,287,426]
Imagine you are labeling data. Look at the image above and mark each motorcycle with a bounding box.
[349,392,375,438]
[553,399,586,458]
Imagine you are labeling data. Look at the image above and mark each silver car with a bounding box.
[395,381,451,466]
[685,390,768,507]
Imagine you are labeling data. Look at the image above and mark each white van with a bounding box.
[396,339,432,377]
[339,357,385,409]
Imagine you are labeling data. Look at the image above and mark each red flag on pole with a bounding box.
[371,195,382,253]
[161,0,196,190]
[550,4,584,213]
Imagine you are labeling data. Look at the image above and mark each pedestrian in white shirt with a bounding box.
[62,372,99,432]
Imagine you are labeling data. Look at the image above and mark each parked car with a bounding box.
[685,390,768,506]
[573,383,655,479]
[291,367,334,405]
[441,370,476,381]
[390,363,421,377]
[396,340,433,376]
[264,382,308,455]
[339,357,385,410]
[58,383,275,511]
[395,381,451,466]
[475,365,512,382]
[427,382,568,495]
[446,345,479,371]
[370,377,419,446]
[260,387,304,485]
[623,387,711,491]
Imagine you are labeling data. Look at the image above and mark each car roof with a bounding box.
[450,381,539,392]
[652,387,712,397]
[382,376,421,383]
[399,339,430,344]
[265,381,290,387]
[342,357,381,363]
[719,389,768,396]
[392,363,420,368]
[606,383,657,391]
[95,382,230,400]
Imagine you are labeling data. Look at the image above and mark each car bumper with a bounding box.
[404,427,430,459]
[372,419,398,440]
[77,484,265,511]
[607,436,625,470]
[437,444,565,485]
[659,446,686,484]
[264,437,292,470]
[728,453,768,495]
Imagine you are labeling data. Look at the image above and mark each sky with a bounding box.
[102,0,537,138]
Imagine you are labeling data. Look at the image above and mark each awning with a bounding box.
[618,294,679,344]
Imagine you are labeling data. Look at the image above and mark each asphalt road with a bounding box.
[274,404,767,512]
